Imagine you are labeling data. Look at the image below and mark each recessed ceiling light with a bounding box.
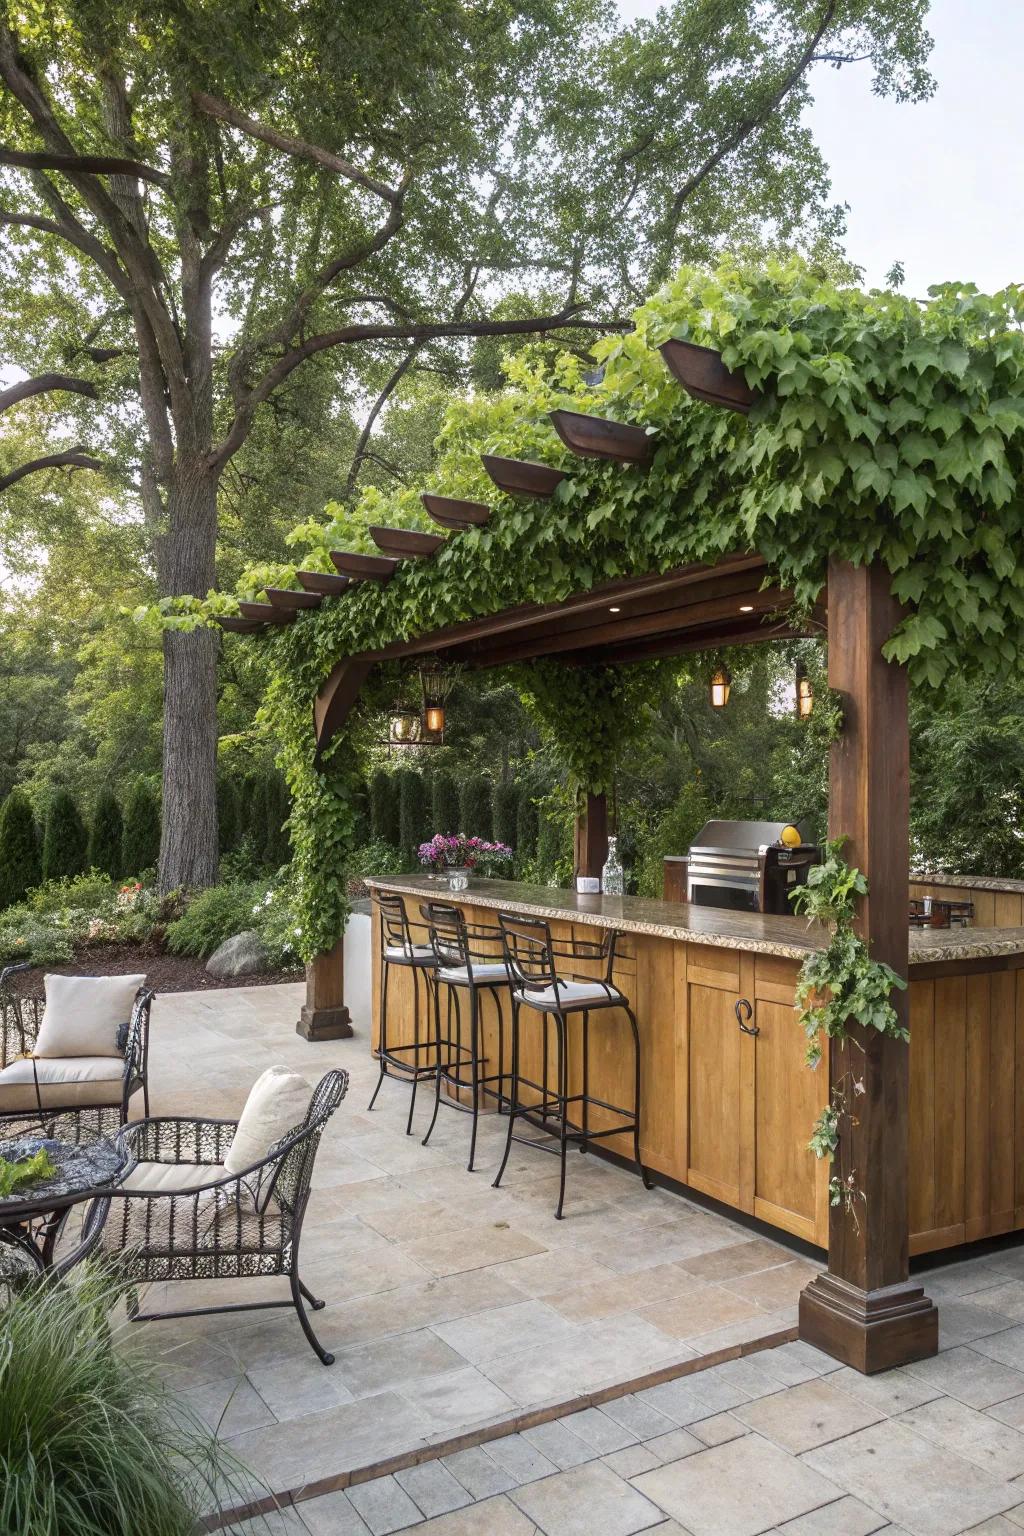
[739,604,754,612]
[609,606,621,612]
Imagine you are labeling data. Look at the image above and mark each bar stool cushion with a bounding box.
[519,979,620,1010]
[385,943,435,964]
[437,962,509,985]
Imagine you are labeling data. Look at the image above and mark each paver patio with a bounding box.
[114,984,1024,1535]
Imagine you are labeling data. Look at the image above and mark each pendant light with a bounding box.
[709,666,731,709]
[795,663,814,719]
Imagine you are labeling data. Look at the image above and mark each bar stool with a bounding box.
[492,914,652,1219]
[367,891,437,1135]
[419,901,511,1171]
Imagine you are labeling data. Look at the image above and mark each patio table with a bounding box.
[0,1131,131,1278]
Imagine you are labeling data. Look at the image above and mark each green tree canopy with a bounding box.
[0,0,933,892]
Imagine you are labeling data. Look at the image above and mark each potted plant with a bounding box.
[417,834,513,890]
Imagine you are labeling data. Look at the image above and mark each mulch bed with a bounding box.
[3,939,304,996]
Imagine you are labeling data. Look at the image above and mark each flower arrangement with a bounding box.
[417,834,513,874]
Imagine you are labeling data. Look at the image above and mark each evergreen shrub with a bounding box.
[41,790,87,883]
[88,789,123,880]
[0,790,40,911]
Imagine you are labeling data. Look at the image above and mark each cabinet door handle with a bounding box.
[735,998,759,1036]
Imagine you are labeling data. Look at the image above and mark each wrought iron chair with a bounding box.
[419,901,511,1171]
[0,963,153,1143]
[368,891,439,1133]
[492,914,652,1218]
[82,1068,348,1363]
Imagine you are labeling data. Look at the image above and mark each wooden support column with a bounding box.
[297,940,353,1041]
[799,560,937,1372]
[573,792,608,879]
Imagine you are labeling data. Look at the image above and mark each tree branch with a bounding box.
[0,448,104,493]
[0,372,97,414]
[659,2,838,261]
[345,344,421,495]
[210,305,625,474]
[0,143,169,188]
[191,90,403,206]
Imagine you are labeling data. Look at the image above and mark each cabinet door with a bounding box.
[686,948,754,1212]
[752,995,829,1245]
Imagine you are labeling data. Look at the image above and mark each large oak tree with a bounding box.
[0,0,932,889]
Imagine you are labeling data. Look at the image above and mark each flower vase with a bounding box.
[447,867,470,892]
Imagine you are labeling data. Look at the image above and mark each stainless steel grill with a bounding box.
[686,819,819,914]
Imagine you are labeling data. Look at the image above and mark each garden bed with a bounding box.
[4,939,303,995]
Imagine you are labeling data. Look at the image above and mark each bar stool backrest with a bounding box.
[498,912,558,991]
[421,901,470,969]
[376,891,420,958]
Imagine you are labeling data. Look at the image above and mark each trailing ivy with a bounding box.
[163,257,1024,959]
[791,839,909,1210]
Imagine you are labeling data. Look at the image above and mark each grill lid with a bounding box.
[689,819,809,856]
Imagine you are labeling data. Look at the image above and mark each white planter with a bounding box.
[343,911,373,1030]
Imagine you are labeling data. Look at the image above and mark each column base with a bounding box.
[296,1004,354,1042]
[799,1272,938,1374]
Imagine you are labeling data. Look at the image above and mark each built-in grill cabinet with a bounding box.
[685,819,820,915]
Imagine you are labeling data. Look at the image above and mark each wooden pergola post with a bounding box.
[297,941,353,1041]
[799,559,937,1372]
[574,791,609,880]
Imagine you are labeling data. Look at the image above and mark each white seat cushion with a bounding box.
[223,1065,312,1175]
[120,1161,226,1194]
[35,972,146,1058]
[0,1055,126,1112]
[385,943,435,964]
[519,979,621,1010]
[438,963,510,985]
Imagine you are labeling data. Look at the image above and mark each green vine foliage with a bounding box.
[514,661,674,799]
[183,256,1024,958]
[791,839,909,1210]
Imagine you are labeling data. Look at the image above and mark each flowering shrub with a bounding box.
[0,873,160,966]
[418,834,513,875]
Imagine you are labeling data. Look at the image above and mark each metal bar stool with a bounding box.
[419,901,511,1171]
[368,892,437,1135]
[492,913,653,1218]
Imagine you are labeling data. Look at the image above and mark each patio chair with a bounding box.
[83,1066,348,1364]
[0,964,153,1143]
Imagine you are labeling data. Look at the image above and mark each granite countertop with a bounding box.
[366,875,1024,970]
[910,871,1024,895]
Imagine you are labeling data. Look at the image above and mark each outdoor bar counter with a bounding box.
[368,874,1024,1257]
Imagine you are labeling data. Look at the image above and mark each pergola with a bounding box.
[220,334,931,1375]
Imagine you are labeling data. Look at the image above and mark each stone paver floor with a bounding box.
[106,984,1024,1535]
[121,985,808,1497]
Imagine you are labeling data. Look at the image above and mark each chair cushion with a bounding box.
[34,973,146,1058]
[120,1161,226,1194]
[438,963,510,985]
[385,943,435,964]
[519,979,621,1010]
[222,1065,312,1175]
[0,1055,126,1112]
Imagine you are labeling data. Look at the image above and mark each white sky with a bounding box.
[617,0,1024,296]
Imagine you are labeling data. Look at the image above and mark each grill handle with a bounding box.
[735,998,758,1036]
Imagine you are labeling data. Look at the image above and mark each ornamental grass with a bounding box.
[0,1269,259,1536]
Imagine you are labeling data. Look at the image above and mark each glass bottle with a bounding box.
[602,836,624,895]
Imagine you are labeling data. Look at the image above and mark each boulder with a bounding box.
[206,929,270,980]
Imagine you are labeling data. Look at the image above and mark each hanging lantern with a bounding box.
[388,706,421,747]
[709,666,731,709]
[419,659,459,742]
[795,663,814,719]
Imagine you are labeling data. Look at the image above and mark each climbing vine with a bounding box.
[791,840,909,1210]
[151,256,1024,962]
[513,660,676,800]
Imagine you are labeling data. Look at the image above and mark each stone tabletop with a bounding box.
[366,875,1024,970]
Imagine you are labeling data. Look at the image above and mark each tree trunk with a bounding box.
[157,463,220,893]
